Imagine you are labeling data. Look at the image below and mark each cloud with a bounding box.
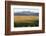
[14,8,39,13]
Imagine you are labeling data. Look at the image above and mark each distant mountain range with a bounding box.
[14,11,39,16]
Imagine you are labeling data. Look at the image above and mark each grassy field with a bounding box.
[14,16,39,27]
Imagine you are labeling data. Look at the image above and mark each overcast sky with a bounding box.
[14,8,39,13]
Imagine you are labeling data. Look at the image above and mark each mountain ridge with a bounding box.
[14,11,39,16]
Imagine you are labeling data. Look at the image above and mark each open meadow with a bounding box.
[14,16,39,27]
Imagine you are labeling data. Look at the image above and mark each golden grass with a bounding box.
[14,16,39,23]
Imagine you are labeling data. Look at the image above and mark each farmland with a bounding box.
[14,16,39,27]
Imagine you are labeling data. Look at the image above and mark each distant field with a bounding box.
[14,16,39,27]
[14,16,39,23]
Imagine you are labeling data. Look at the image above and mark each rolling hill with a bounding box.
[14,11,39,16]
[14,11,39,27]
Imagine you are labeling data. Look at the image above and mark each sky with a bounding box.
[14,8,39,13]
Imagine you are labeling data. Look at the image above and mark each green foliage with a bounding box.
[14,20,39,27]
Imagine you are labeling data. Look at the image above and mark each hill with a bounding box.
[14,11,39,16]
